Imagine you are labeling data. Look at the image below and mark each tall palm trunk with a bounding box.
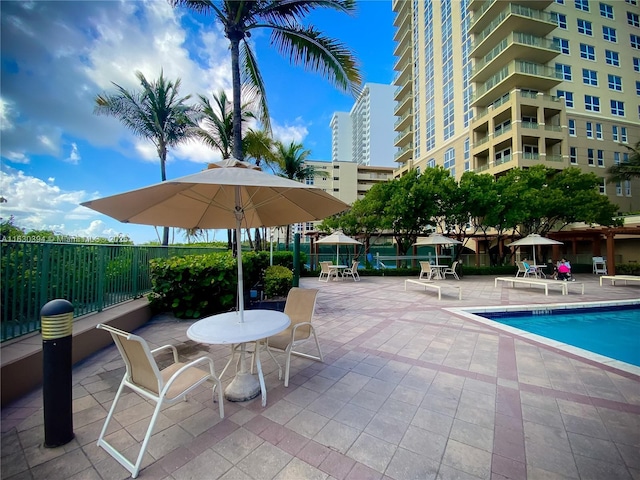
[159,145,170,246]
[229,34,243,160]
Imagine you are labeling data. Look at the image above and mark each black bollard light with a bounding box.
[41,299,75,448]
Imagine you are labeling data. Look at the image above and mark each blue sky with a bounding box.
[0,0,396,244]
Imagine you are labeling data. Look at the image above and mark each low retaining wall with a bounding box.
[1,298,151,407]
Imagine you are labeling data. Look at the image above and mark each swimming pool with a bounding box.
[449,300,640,375]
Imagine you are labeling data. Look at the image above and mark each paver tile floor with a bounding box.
[2,274,639,479]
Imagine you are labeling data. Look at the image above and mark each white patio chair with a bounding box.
[593,257,607,275]
[262,288,322,387]
[342,260,360,281]
[95,324,224,478]
[419,261,434,280]
[318,261,331,282]
[442,260,460,280]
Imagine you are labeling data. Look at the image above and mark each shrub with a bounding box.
[263,265,293,299]
[148,252,237,319]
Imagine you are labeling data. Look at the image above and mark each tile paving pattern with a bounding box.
[1,275,639,479]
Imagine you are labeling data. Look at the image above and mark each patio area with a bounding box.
[2,274,639,480]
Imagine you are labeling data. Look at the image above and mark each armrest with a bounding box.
[151,344,179,363]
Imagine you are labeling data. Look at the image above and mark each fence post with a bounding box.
[41,299,75,447]
[293,234,300,287]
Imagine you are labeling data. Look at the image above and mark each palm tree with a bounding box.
[170,0,362,160]
[607,142,640,183]
[94,70,195,245]
[273,140,325,248]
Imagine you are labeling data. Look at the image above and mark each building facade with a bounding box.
[331,83,397,167]
[392,0,640,212]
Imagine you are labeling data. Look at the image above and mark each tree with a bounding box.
[607,141,640,183]
[94,70,195,245]
[170,0,362,160]
[273,140,324,248]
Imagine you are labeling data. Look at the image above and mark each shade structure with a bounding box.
[315,231,362,264]
[413,234,462,265]
[81,158,350,319]
[506,234,563,265]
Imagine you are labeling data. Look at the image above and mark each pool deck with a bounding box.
[2,274,639,480]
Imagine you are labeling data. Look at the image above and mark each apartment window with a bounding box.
[580,43,596,59]
[596,123,603,139]
[464,138,470,172]
[495,119,511,134]
[583,69,598,85]
[605,50,620,65]
[569,119,576,136]
[570,147,578,164]
[603,26,617,42]
[305,177,314,185]
[610,100,625,116]
[625,180,631,196]
[632,34,640,49]
[621,127,628,142]
[613,125,619,141]
[597,149,604,167]
[600,2,614,18]
[599,178,606,195]
[585,95,600,111]
[427,158,436,168]
[556,0,565,3]
[558,90,574,107]
[444,148,455,175]
[616,181,623,196]
[555,38,570,54]
[627,0,638,5]
[575,0,589,11]
[554,13,568,29]
[586,122,594,138]
[495,148,511,164]
[637,80,640,95]
[628,12,640,27]
[635,58,640,71]
[556,63,572,80]
[614,151,621,165]
[608,74,623,91]
[578,19,593,35]
[588,148,595,165]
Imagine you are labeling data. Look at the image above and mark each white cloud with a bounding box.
[64,142,80,164]
[0,168,89,231]
[271,120,309,145]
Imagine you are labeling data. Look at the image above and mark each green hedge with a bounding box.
[264,265,293,298]
[148,250,303,319]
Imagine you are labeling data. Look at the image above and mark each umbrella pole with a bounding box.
[225,189,261,402]
[336,245,339,264]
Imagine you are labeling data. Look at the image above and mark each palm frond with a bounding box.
[256,0,356,26]
[241,41,271,131]
[269,25,362,96]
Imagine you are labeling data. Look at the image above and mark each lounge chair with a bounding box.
[419,261,434,280]
[318,261,333,282]
[262,288,322,387]
[342,260,360,281]
[442,260,460,280]
[95,324,224,478]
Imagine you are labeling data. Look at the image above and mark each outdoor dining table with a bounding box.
[430,264,448,280]
[532,265,547,278]
[186,309,290,407]
[328,264,348,280]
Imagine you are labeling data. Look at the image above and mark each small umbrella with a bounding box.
[413,234,462,265]
[315,231,362,264]
[506,234,563,266]
[81,158,350,321]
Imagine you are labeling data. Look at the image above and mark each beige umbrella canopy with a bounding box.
[413,234,462,265]
[315,231,362,264]
[506,234,563,265]
[81,158,350,319]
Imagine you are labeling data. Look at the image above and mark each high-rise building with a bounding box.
[331,83,397,167]
[392,0,639,212]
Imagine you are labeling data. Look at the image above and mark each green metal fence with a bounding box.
[0,242,221,342]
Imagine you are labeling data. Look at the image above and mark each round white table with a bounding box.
[328,264,348,280]
[187,310,290,406]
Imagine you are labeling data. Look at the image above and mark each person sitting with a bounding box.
[557,258,574,281]
[522,258,537,276]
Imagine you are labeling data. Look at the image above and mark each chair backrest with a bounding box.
[516,261,527,273]
[593,256,604,263]
[284,288,319,340]
[320,261,331,273]
[350,261,359,272]
[450,261,459,271]
[420,261,432,273]
[97,324,162,395]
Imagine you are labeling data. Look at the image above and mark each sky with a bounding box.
[0,0,396,244]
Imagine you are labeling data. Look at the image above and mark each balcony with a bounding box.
[469,0,553,33]
[471,4,557,58]
[471,61,562,108]
[471,33,560,83]
[395,110,412,129]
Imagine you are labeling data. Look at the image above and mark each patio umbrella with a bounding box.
[81,158,350,321]
[413,234,462,265]
[506,234,563,266]
[315,231,362,264]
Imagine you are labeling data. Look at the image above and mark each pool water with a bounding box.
[479,305,640,367]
